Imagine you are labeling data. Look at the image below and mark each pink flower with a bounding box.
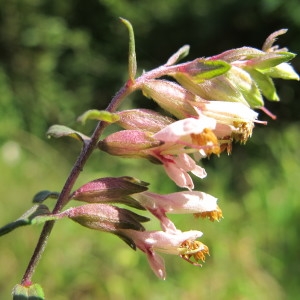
[120,229,207,279]
[99,116,219,189]
[134,190,222,232]
[191,100,260,146]
[145,116,219,189]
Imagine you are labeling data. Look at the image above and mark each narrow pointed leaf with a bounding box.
[0,205,51,236]
[165,45,190,66]
[32,190,60,203]
[47,125,90,144]
[12,283,45,300]
[77,110,120,124]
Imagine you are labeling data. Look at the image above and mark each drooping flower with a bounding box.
[99,115,219,189]
[145,116,219,188]
[133,190,222,232]
[119,229,208,279]
[190,100,261,148]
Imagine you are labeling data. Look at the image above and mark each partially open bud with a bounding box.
[71,176,149,209]
[117,109,174,132]
[141,79,198,119]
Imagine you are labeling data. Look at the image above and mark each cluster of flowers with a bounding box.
[50,29,298,279]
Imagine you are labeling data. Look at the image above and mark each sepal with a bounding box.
[246,51,296,70]
[261,62,299,80]
[244,68,279,101]
[165,45,190,66]
[177,59,231,82]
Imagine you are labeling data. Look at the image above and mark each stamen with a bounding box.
[193,205,223,222]
[219,136,233,155]
[178,240,210,266]
[232,121,254,143]
[191,129,220,155]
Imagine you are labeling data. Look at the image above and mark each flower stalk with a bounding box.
[0,20,294,295]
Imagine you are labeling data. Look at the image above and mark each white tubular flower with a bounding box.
[120,229,207,279]
[134,191,222,232]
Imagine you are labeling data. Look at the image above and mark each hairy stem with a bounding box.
[21,82,132,285]
[20,61,182,285]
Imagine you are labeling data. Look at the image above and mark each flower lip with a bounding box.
[118,229,206,279]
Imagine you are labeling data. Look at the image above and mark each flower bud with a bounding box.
[98,130,162,162]
[64,203,150,233]
[141,79,198,119]
[71,176,149,209]
[117,109,174,132]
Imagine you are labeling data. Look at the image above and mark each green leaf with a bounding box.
[0,205,53,236]
[165,45,190,66]
[47,125,90,144]
[12,283,45,300]
[32,190,60,203]
[77,110,120,125]
[120,18,137,81]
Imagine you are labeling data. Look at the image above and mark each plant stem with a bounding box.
[21,82,132,285]
[20,61,183,285]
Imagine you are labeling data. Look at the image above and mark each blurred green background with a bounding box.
[0,0,299,299]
